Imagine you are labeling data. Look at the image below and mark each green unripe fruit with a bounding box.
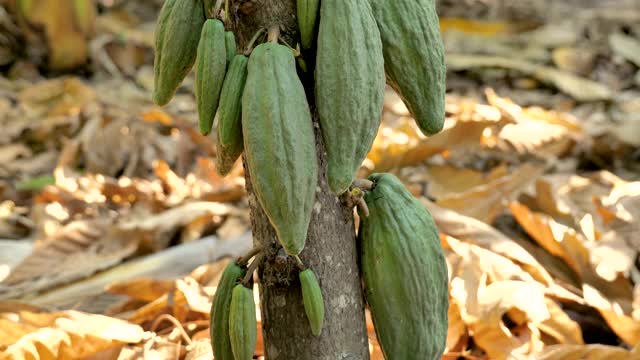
[210,261,247,360]
[299,268,325,336]
[195,19,227,135]
[216,54,248,176]
[359,173,449,359]
[243,43,318,256]
[153,0,205,106]
[229,284,257,360]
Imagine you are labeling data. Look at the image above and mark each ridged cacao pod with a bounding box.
[153,0,205,106]
[229,284,257,360]
[315,0,385,194]
[242,43,317,256]
[195,19,227,135]
[216,54,248,176]
[359,173,449,359]
[297,0,320,49]
[210,261,247,360]
[299,268,325,336]
[225,31,236,63]
[368,0,446,135]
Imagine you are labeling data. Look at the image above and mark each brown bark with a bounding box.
[227,1,370,359]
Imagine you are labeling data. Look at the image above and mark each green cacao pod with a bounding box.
[299,268,325,336]
[153,0,205,106]
[210,261,247,360]
[368,0,446,135]
[315,0,385,195]
[359,173,448,359]
[243,43,317,256]
[225,31,236,63]
[297,0,320,49]
[229,284,257,360]
[195,19,227,135]
[216,54,248,176]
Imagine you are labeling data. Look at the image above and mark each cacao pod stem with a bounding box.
[237,246,263,266]
[242,253,264,286]
[244,28,266,55]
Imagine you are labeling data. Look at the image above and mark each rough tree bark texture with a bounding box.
[228,1,370,359]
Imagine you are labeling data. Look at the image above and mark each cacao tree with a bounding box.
[152,0,449,358]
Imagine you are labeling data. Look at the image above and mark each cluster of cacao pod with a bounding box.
[152,0,448,358]
[209,257,324,360]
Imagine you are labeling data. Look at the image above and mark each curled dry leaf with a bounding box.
[537,343,640,360]
[0,310,145,360]
[436,163,544,224]
[0,219,138,301]
[423,199,553,285]
[446,54,613,101]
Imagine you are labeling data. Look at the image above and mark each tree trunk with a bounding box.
[228,1,370,359]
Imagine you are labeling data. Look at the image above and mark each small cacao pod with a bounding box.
[368,0,446,135]
[243,43,318,256]
[216,54,248,176]
[210,261,247,360]
[225,31,237,63]
[315,0,385,194]
[299,268,325,336]
[297,0,320,49]
[359,173,448,359]
[195,19,227,135]
[229,284,257,360]
[153,0,205,106]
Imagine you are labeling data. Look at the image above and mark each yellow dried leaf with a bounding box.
[537,344,640,360]
[426,164,509,198]
[584,284,640,346]
[509,202,590,277]
[445,300,467,353]
[446,236,539,284]
[0,318,38,347]
[437,163,544,223]
[0,310,144,360]
[106,278,175,302]
[440,17,515,35]
[424,200,553,285]
[537,297,584,345]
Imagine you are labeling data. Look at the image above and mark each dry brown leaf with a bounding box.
[18,78,95,118]
[423,200,553,285]
[446,236,540,284]
[537,343,640,360]
[609,33,640,67]
[425,164,509,199]
[450,258,546,360]
[175,277,212,315]
[583,284,640,346]
[437,163,544,223]
[444,298,468,354]
[106,278,175,302]
[0,310,144,360]
[447,54,613,101]
[634,285,640,321]
[509,202,590,277]
[125,277,213,325]
[0,219,138,300]
[0,317,38,347]
[537,297,584,345]
[368,119,497,173]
